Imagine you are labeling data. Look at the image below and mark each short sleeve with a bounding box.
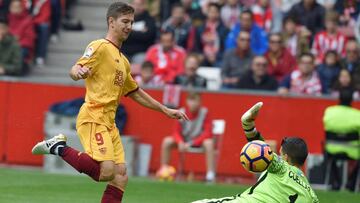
[267,153,288,175]
[123,59,139,96]
[76,41,103,70]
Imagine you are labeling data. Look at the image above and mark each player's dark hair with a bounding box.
[281,137,308,166]
[106,2,134,26]
[141,61,154,70]
[339,88,354,106]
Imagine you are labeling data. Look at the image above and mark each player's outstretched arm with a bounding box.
[241,102,265,142]
[128,88,189,121]
[69,64,91,81]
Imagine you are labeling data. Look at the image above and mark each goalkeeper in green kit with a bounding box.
[192,102,319,203]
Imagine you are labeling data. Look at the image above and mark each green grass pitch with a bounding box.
[0,168,358,203]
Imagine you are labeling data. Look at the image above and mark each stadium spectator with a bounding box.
[158,92,215,182]
[278,53,322,96]
[222,30,254,88]
[335,0,360,28]
[0,0,11,15]
[323,88,360,191]
[194,2,228,67]
[225,9,268,55]
[162,3,195,51]
[49,0,62,43]
[160,0,180,22]
[25,0,51,67]
[277,0,300,13]
[134,61,164,87]
[181,0,204,26]
[282,16,311,57]
[251,0,272,32]
[265,33,296,82]
[174,53,207,88]
[220,0,243,29]
[238,0,256,7]
[317,0,336,9]
[317,50,341,94]
[311,11,347,64]
[331,69,360,99]
[286,0,326,37]
[122,0,157,60]
[145,31,186,83]
[340,39,360,91]
[238,55,278,91]
[0,18,22,75]
[8,0,35,64]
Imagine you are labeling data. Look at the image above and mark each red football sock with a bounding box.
[61,147,100,181]
[101,184,124,203]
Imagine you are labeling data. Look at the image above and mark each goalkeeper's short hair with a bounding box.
[281,137,308,166]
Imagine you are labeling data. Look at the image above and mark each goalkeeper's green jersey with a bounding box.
[238,154,319,203]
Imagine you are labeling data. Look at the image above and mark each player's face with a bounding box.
[279,147,290,164]
[111,13,134,42]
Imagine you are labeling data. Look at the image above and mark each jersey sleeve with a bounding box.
[76,41,103,71]
[267,153,288,175]
[123,58,139,96]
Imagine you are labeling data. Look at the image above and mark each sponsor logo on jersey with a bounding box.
[99,147,107,155]
[114,70,124,86]
[83,47,94,58]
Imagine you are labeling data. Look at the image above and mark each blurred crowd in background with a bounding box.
[0,0,360,98]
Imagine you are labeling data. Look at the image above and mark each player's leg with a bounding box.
[32,123,116,182]
[160,136,178,167]
[101,127,127,203]
[191,194,242,203]
[202,138,216,182]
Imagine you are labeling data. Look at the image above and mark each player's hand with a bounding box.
[76,66,92,79]
[70,65,92,80]
[164,108,189,121]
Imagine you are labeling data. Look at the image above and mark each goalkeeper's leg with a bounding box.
[191,194,242,203]
[241,102,265,142]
